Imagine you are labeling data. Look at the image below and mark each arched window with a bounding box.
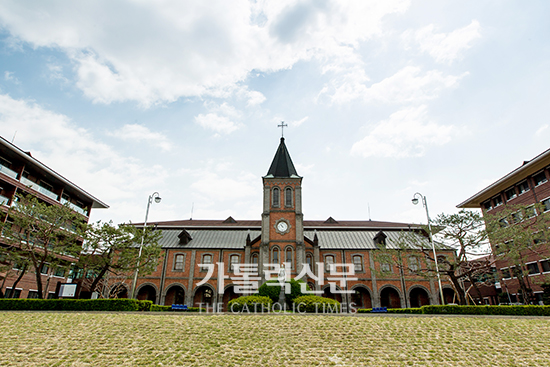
[285,187,293,207]
[272,248,279,264]
[325,255,335,272]
[201,254,212,272]
[251,253,258,264]
[272,187,280,208]
[306,253,313,269]
[174,254,184,271]
[408,256,419,273]
[353,255,363,272]
[285,247,293,269]
[230,255,239,272]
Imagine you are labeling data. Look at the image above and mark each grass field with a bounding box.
[0,312,549,366]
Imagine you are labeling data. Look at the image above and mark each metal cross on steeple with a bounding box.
[278,121,288,138]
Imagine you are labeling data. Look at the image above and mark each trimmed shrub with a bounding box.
[421,305,550,316]
[258,279,309,304]
[151,305,172,312]
[293,295,340,313]
[0,299,152,311]
[227,295,273,312]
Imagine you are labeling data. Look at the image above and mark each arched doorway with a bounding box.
[136,284,157,303]
[380,287,402,308]
[164,285,185,305]
[351,286,372,309]
[322,286,343,303]
[193,285,214,307]
[110,283,128,299]
[222,285,239,310]
[441,288,456,305]
[409,287,430,308]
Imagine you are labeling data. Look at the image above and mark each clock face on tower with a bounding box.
[275,219,290,235]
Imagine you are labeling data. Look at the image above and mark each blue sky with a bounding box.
[0,1,549,226]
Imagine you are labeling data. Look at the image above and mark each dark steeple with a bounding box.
[265,138,299,178]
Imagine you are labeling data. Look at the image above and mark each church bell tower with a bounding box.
[260,137,304,279]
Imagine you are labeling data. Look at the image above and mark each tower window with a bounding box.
[272,248,279,264]
[285,247,293,269]
[285,187,293,207]
[251,253,258,264]
[272,187,280,208]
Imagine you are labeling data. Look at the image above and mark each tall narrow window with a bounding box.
[272,187,280,208]
[325,255,335,272]
[306,254,313,269]
[201,254,212,272]
[285,187,293,207]
[286,248,292,269]
[408,256,419,273]
[273,248,279,264]
[252,253,258,264]
[353,255,363,272]
[174,254,184,271]
[230,255,239,272]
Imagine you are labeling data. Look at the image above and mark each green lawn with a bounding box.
[0,312,549,366]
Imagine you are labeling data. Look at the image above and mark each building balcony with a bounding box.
[60,198,89,217]
[0,163,18,180]
[20,177,59,201]
[0,194,10,206]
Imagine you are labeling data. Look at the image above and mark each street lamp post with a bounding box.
[412,192,445,305]
[130,192,161,299]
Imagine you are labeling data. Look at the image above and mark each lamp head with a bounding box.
[154,196,162,204]
[411,197,419,205]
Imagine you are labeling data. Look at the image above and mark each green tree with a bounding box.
[79,221,162,297]
[0,194,86,298]
[485,203,550,304]
[373,210,490,305]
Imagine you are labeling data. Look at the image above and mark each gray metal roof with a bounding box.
[158,229,261,249]
[156,227,452,251]
[304,230,433,250]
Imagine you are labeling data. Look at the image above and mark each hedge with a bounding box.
[258,279,309,304]
[357,308,422,314]
[227,295,273,312]
[0,299,152,311]
[421,305,550,316]
[292,295,340,313]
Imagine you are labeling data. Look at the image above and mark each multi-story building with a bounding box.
[128,137,455,309]
[0,135,108,299]
[458,148,550,304]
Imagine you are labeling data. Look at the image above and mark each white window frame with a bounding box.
[533,170,548,187]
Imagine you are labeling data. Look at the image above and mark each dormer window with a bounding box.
[285,187,293,207]
[272,187,280,208]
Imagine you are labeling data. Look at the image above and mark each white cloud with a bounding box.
[327,66,466,104]
[351,105,457,158]
[0,1,410,106]
[190,171,257,202]
[107,124,172,151]
[536,124,548,136]
[409,20,481,64]
[4,71,20,84]
[0,93,169,222]
[195,113,243,135]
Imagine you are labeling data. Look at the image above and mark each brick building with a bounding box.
[0,136,108,299]
[458,148,550,304]
[129,137,455,309]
